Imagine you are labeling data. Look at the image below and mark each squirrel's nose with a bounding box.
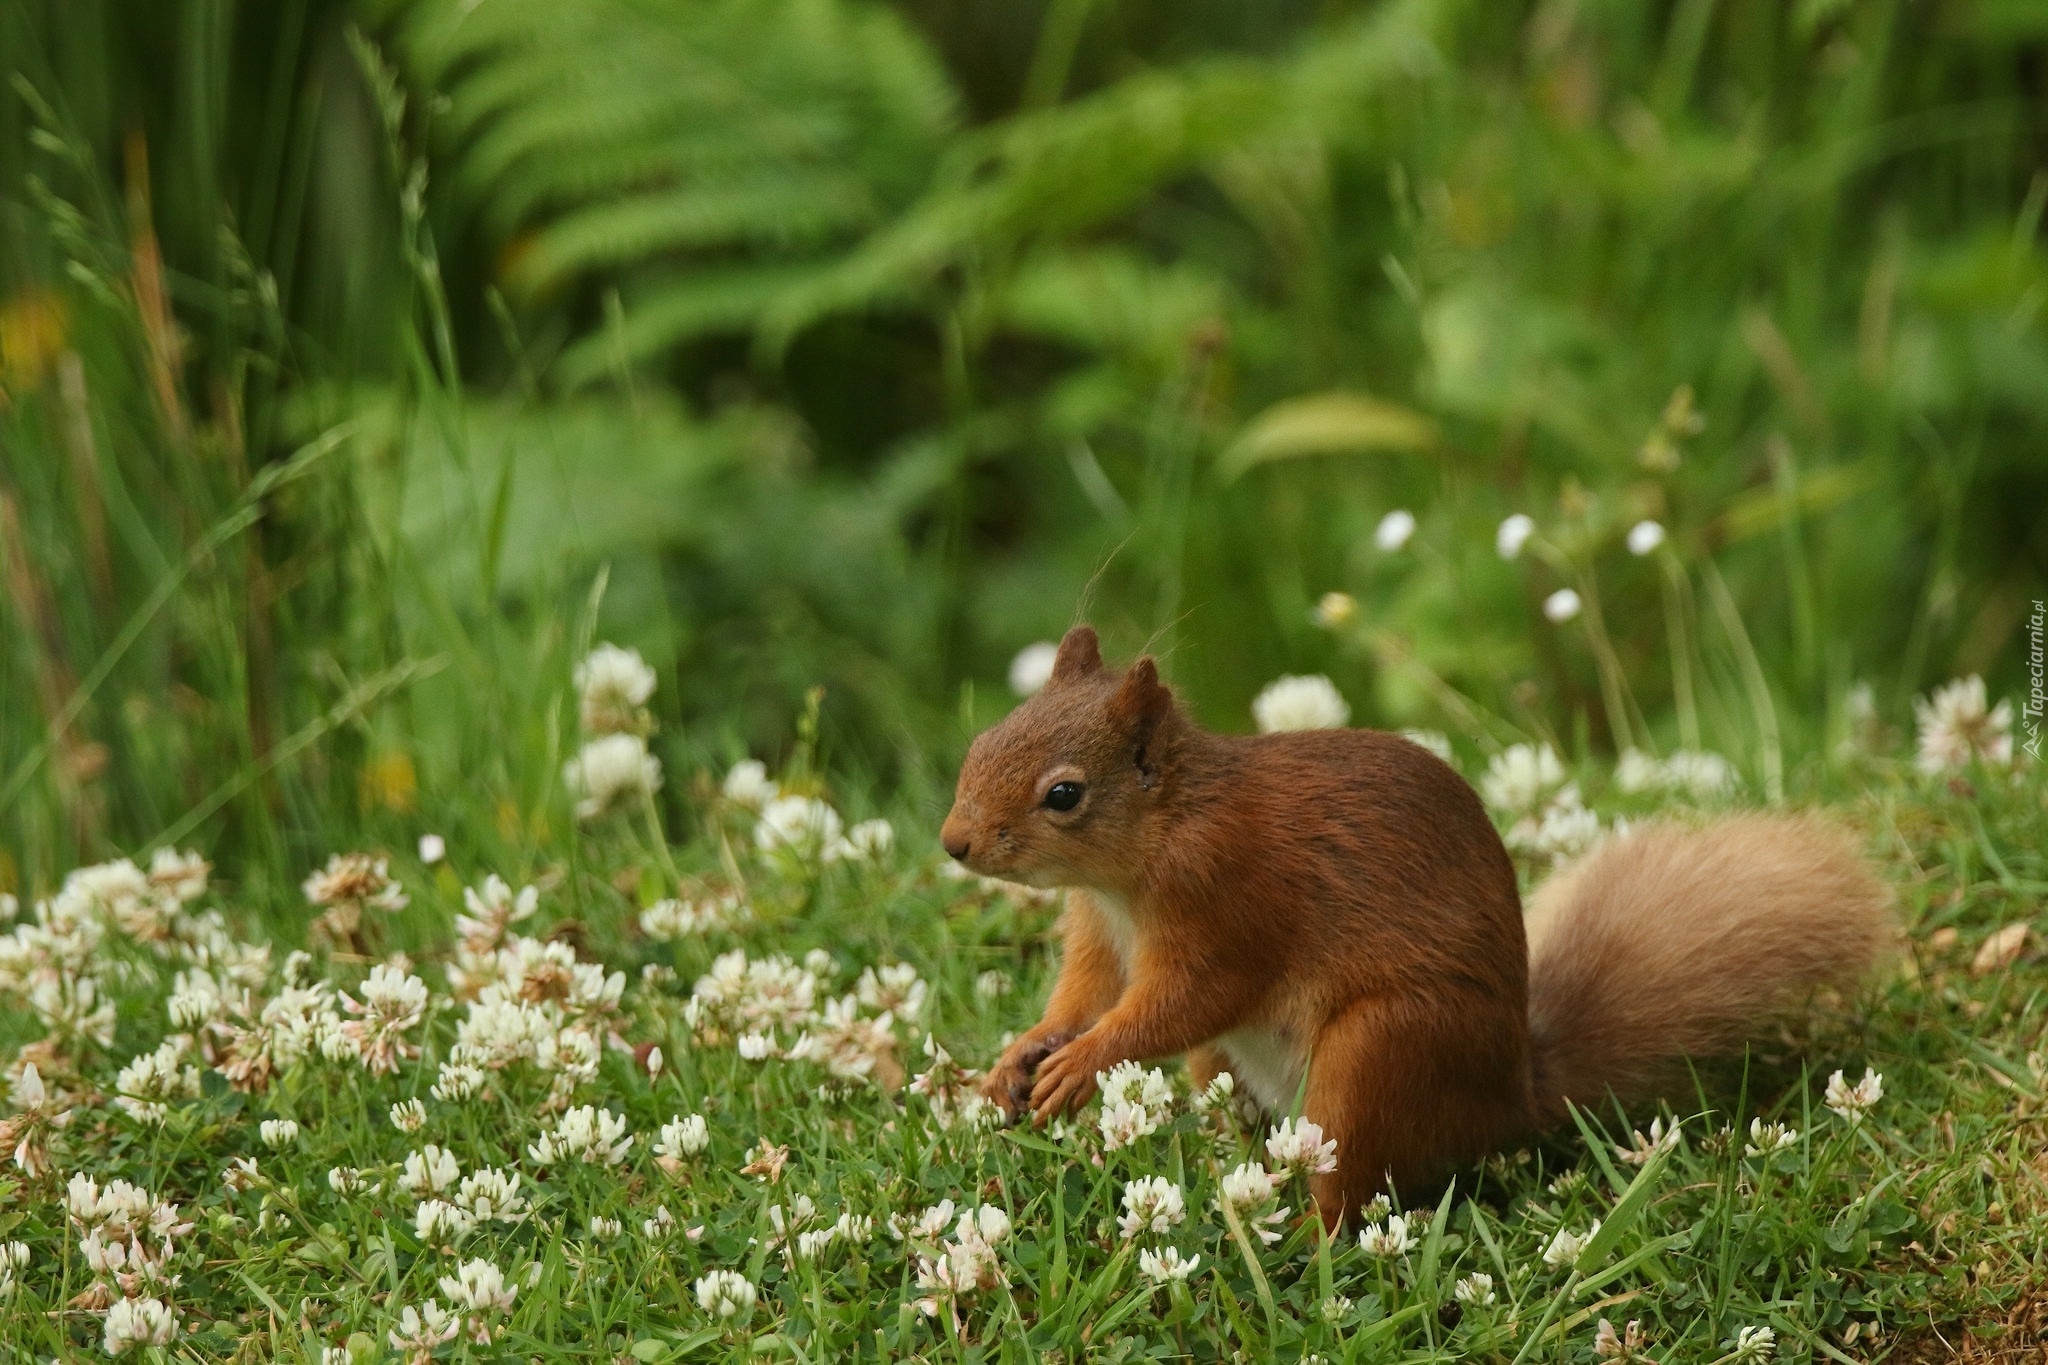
[943,832,971,862]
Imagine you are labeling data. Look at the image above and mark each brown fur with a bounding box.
[942,627,1894,1227]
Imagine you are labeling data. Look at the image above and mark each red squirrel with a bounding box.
[941,627,1893,1225]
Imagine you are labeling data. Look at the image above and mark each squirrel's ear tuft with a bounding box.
[1109,656,1172,734]
[1051,626,1103,681]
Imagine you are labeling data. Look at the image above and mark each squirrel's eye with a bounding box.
[1044,781,1084,812]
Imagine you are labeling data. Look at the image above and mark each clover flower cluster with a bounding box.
[683,948,917,1087]
[564,643,663,820]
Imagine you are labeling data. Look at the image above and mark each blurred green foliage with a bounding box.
[2,0,2044,882]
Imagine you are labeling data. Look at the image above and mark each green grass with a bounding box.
[1,702,2042,1362]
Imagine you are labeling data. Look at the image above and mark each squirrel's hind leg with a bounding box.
[1185,1044,1230,1093]
[1302,994,1531,1231]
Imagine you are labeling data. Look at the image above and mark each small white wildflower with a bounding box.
[655,1114,711,1160]
[432,1062,487,1103]
[390,1098,427,1133]
[1320,1294,1355,1323]
[1118,1177,1187,1239]
[1594,1317,1654,1361]
[737,1031,774,1061]
[1216,1162,1288,1244]
[722,759,779,809]
[957,1204,1011,1247]
[259,1118,300,1150]
[1374,509,1417,552]
[1253,675,1350,733]
[1744,1118,1799,1157]
[1665,749,1738,799]
[454,1166,525,1224]
[755,795,845,859]
[1541,1221,1599,1269]
[642,1205,676,1239]
[1399,728,1455,764]
[1190,1070,1237,1114]
[587,1215,622,1240]
[563,733,662,820]
[1824,1067,1884,1123]
[695,1268,758,1321]
[1481,743,1566,815]
[1730,1324,1777,1361]
[415,1198,476,1246]
[400,1145,461,1198]
[795,1226,837,1260]
[1099,1100,1160,1150]
[387,1300,459,1356]
[842,818,896,860]
[973,970,1012,1002]
[1626,520,1666,556]
[1009,641,1060,697]
[834,1211,874,1244]
[439,1256,517,1314]
[1266,1117,1339,1178]
[1615,1116,1682,1166]
[1914,675,2014,773]
[1543,587,1583,623]
[856,962,927,1022]
[1453,1272,1496,1305]
[528,1106,633,1167]
[1137,1246,1201,1284]
[102,1296,177,1354]
[417,832,446,864]
[575,642,657,734]
[328,1166,369,1195]
[1357,1213,1418,1258]
[1497,513,1535,559]
[1099,1060,1173,1112]
[1314,591,1358,628]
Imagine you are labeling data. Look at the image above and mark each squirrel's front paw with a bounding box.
[1029,1036,1108,1121]
[981,1032,1073,1116]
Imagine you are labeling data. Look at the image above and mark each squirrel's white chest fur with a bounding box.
[1084,890,1303,1110]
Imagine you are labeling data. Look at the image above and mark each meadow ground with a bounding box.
[0,657,2043,1364]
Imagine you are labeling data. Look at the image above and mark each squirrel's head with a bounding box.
[940,626,1180,890]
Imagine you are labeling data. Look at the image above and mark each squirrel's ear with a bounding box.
[1051,626,1103,681]
[1108,656,1172,736]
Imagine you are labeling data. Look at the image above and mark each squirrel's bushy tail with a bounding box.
[1523,814,1894,1128]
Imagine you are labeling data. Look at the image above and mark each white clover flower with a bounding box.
[956,1204,1011,1247]
[587,1215,622,1240]
[1374,509,1417,552]
[737,1031,775,1061]
[303,852,408,917]
[418,833,446,865]
[1119,1177,1187,1239]
[1099,1060,1173,1112]
[1594,1317,1654,1361]
[432,1062,487,1103]
[1253,675,1350,733]
[1614,748,1664,793]
[834,1211,874,1243]
[1626,520,1666,556]
[1744,1118,1799,1157]
[1137,1246,1201,1284]
[113,1040,201,1125]
[0,1239,26,1296]
[1266,1117,1339,1178]
[841,818,896,861]
[1481,743,1567,816]
[856,962,926,1022]
[1731,1324,1777,1361]
[1009,641,1060,697]
[695,1268,758,1321]
[1453,1272,1496,1305]
[341,963,430,1075]
[390,1098,427,1134]
[1099,1100,1160,1151]
[722,759,779,809]
[1541,1221,1599,1269]
[1216,1162,1288,1244]
[388,1300,459,1356]
[415,1198,477,1246]
[655,1114,711,1160]
[259,1118,300,1150]
[563,734,662,821]
[400,1145,461,1198]
[103,1296,177,1354]
[1497,514,1535,559]
[1529,797,1603,862]
[639,894,743,941]
[1314,592,1358,628]
[795,1226,838,1260]
[1543,588,1583,623]
[455,1167,526,1224]
[1190,1070,1237,1115]
[1824,1067,1884,1123]
[1615,1116,1682,1166]
[528,1105,632,1167]
[1914,675,2014,773]
[328,1166,369,1195]
[755,795,845,860]
[439,1257,517,1314]
[642,1205,677,1240]
[1357,1213,1418,1258]
[575,643,657,734]
[1399,729,1455,764]
[973,970,1012,1002]
[1665,750,1738,799]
